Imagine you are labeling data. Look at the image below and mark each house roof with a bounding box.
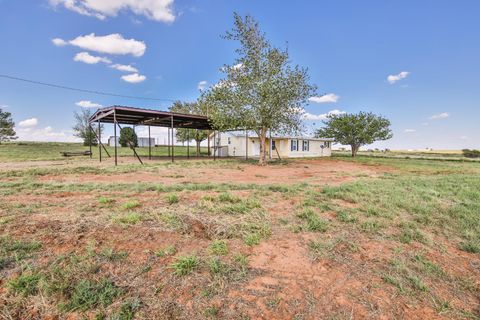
[89,105,212,130]
[222,131,334,141]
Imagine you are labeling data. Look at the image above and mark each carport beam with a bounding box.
[114,108,118,166]
[171,115,174,163]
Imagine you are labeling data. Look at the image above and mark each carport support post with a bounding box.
[114,108,118,166]
[171,115,174,163]
[88,126,92,158]
[98,119,102,162]
[167,128,170,157]
[148,125,151,160]
[187,130,190,159]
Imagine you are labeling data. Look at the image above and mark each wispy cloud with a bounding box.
[73,52,111,64]
[54,33,146,57]
[121,73,146,83]
[387,71,410,84]
[18,118,38,128]
[430,112,449,120]
[48,0,175,23]
[303,109,346,121]
[404,129,416,133]
[76,100,103,108]
[197,80,208,91]
[308,93,339,104]
[110,64,138,73]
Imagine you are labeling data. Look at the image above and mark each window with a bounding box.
[290,139,297,151]
[324,141,330,148]
[227,137,231,145]
[271,140,276,150]
[302,140,310,151]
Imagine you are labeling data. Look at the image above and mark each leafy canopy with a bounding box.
[72,108,101,146]
[203,13,316,164]
[119,127,138,148]
[0,108,17,143]
[316,111,393,157]
[169,100,209,144]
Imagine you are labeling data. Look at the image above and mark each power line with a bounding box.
[0,74,176,102]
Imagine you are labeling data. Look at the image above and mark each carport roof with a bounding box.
[89,105,213,130]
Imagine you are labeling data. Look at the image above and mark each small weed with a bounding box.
[266,297,281,310]
[171,255,199,276]
[98,196,114,205]
[459,240,480,253]
[166,193,179,205]
[158,212,183,229]
[336,210,358,223]
[204,305,219,317]
[408,275,429,292]
[121,200,140,210]
[113,212,142,225]
[61,278,121,312]
[297,208,328,232]
[155,245,177,257]
[209,240,228,256]
[361,220,382,233]
[244,233,261,246]
[99,248,128,262]
[8,272,41,296]
[218,192,240,203]
[110,298,141,320]
[208,257,229,275]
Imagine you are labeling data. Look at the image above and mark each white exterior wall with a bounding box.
[213,132,332,158]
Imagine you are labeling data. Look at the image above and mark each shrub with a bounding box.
[462,149,480,158]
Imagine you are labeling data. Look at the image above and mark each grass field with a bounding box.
[0,143,479,319]
[0,141,208,161]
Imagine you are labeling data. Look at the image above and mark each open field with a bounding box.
[333,150,480,162]
[1,144,479,319]
[0,142,208,162]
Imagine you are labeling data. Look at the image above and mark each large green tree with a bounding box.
[119,127,138,148]
[73,109,102,146]
[203,13,316,165]
[315,112,393,157]
[170,100,209,156]
[0,108,17,144]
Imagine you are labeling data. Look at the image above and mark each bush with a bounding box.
[119,127,138,148]
[462,149,480,158]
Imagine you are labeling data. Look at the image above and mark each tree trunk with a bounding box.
[207,130,211,156]
[196,140,200,156]
[258,128,267,166]
[351,144,359,157]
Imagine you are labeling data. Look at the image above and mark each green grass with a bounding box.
[0,237,42,270]
[120,200,141,210]
[297,208,329,232]
[61,278,121,312]
[155,245,177,257]
[8,272,42,296]
[171,255,199,276]
[112,212,142,225]
[166,193,179,205]
[208,240,229,256]
[0,141,209,162]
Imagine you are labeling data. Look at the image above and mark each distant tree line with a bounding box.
[462,149,480,158]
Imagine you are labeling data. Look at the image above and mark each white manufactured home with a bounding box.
[211,131,333,158]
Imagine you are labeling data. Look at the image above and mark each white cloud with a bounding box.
[49,0,175,23]
[197,80,208,91]
[110,64,138,73]
[76,100,103,108]
[121,73,146,83]
[387,71,410,84]
[303,109,346,121]
[0,104,9,109]
[57,33,146,57]
[308,93,339,104]
[421,122,429,126]
[18,118,38,128]
[430,112,449,120]
[17,126,80,142]
[73,52,112,64]
[52,38,67,46]
[404,129,416,133]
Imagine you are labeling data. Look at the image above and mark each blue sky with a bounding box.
[0,0,479,149]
